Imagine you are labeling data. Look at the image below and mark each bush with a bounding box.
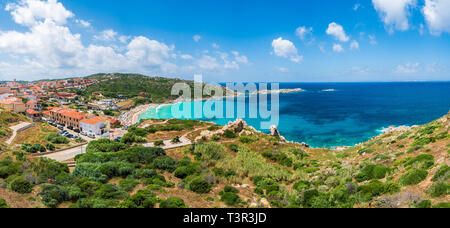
[404,154,435,170]
[171,136,181,144]
[95,184,125,199]
[46,143,56,151]
[221,192,240,206]
[398,169,428,186]
[432,164,449,182]
[189,143,226,161]
[45,133,69,144]
[415,200,431,208]
[239,136,257,144]
[189,177,211,194]
[427,182,449,198]
[356,165,390,182]
[223,185,239,193]
[39,185,69,208]
[152,156,177,172]
[432,202,450,208]
[159,197,187,208]
[118,189,157,208]
[154,140,165,147]
[119,179,139,192]
[10,177,33,194]
[0,198,8,208]
[87,139,126,153]
[174,163,201,179]
[224,129,237,139]
[229,144,239,152]
[357,148,375,155]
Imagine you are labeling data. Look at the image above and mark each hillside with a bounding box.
[0,112,448,208]
[82,73,198,103]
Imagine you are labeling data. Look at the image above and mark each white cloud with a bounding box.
[94,29,117,41]
[395,62,420,74]
[5,0,74,26]
[278,67,289,73]
[326,22,350,42]
[350,40,359,50]
[76,19,90,28]
[333,44,344,53]
[271,37,303,63]
[372,0,416,33]
[231,51,249,64]
[368,35,378,45]
[180,54,193,60]
[422,0,450,36]
[119,35,131,44]
[197,55,220,70]
[125,36,176,72]
[193,34,201,42]
[212,43,220,49]
[354,4,361,11]
[295,26,313,40]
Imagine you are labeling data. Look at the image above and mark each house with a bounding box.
[26,109,41,121]
[26,100,40,111]
[0,98,26,113]
[80,116,108,136]
[49,107,88,129]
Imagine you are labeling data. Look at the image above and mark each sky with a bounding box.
[0,0,449,82]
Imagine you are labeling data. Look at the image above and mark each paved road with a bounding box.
[42,145,87,162]
[6,122,33,145]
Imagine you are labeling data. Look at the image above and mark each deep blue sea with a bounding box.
[139,82,450,148]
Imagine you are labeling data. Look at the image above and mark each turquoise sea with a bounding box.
[139,82,450,148]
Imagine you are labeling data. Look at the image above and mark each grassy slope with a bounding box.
[0,113,448,208]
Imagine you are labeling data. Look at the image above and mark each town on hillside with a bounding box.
[0,78,124,141]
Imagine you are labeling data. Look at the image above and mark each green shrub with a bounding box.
[10,177,33,194]
[118,189,157,208]
[45,133,69,144]
[189,143,226,161]
[356,165,390,182]
[221,192,240,206]
[293,180,311,191]
[427,182,449,198]
[119,179,139,192]
[432,164,449,182]
[398,169,428,186]
[152,156,177,172]
[223,185,239,193]
[432,202,450,208]
[404,154,434,170]
[415,200,431,208]
[174,163,201,179]
[239,136,257,144]
[154,140,165,147]
[189,177,211,194]
[46,143,55,151]
[159,197,187,208]
[224,129,237,138]
[211,135,221,141]
[357,148,375,155]
[229,144,239,152]
[95,184,125,199]
[35,158,70,183]
[72,163,108,183]
[0,198,8,208]
[87,139,126,153]
[171,136,181,144]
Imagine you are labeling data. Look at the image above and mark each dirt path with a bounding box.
[40,145,87,162]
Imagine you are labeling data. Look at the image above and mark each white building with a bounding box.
[80,116,108,136]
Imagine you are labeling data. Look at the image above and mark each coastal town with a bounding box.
[0,77,135,142]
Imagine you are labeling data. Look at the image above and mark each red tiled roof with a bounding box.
[26,109,40,115]
[80,116,108,125]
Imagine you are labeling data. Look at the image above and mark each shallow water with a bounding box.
[139,82,450,148]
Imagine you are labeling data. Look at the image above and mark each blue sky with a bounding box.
[0,0,449,82]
